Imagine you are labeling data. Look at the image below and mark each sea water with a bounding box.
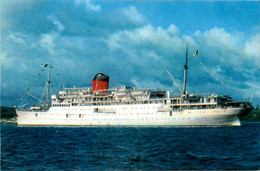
[1,123,259,170]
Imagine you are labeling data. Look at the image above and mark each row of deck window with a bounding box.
[35,108,223,118]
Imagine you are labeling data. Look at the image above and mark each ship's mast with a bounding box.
[46,64,52,104]
[183,43,188,95]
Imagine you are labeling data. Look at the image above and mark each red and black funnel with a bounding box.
[92,73,109,94]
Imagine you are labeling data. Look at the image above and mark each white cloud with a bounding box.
[131,79,172,90]
[193,30,201,37]
[202,27,240,49]
[146,51,159,59]
[74,0,101,12]
[1,0,34,13]
[40,32,58,55]
[54,20,65,31]
[47,16,65,32]
[1,1,259,107]
[106,33,123,50]
[1,0,36,31]
[8,33,27,46]
[122,6,145,24]
[6,32,38,51]
[1,51,31,74]
[1,52,13,69]
[167,24,179,35]
[107,24,184,52]
[246,86,260,105]
[244,33,260,58]
[105,23,259,103]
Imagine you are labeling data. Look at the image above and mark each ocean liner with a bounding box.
[16,47,253,126]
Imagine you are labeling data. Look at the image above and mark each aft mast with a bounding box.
[183,43,188,95]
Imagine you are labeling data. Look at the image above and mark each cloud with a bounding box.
[8,33,27,46]
[244,33,260,58]
[1,0,55,34]
[107,24,184,54]
[53,20,65,31]
[1,1,259,107]
[1,0,34,15]
[40,32,58,55]
[131,79,172,91]
[122,6,145,24]
[167,24,180,35]
[47,16,65,32]
[105,24,260,103]
[74,0,101,12]
[202,27,239,49]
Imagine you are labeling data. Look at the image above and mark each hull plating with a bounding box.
[16,104,244,126]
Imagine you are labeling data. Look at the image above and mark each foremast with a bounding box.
[46,64,53,105]
[24,64,53,106]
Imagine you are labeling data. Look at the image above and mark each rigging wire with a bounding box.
[196,58,230,89]
[18,63,63,108]
[18,74,44,108]
[40,83,47,102]
[18,64,48,108]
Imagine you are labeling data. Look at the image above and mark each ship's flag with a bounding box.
[41,64,48,67]
[193,50,198,56]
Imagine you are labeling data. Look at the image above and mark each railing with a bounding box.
[52,99,165,107]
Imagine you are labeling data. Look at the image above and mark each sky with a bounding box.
[1,0,260,107]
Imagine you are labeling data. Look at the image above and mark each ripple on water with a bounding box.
[1,123,260,170]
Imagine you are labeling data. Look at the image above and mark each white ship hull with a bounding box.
[16,104,245,126]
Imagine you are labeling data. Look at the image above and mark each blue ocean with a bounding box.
[1,123,259,170]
